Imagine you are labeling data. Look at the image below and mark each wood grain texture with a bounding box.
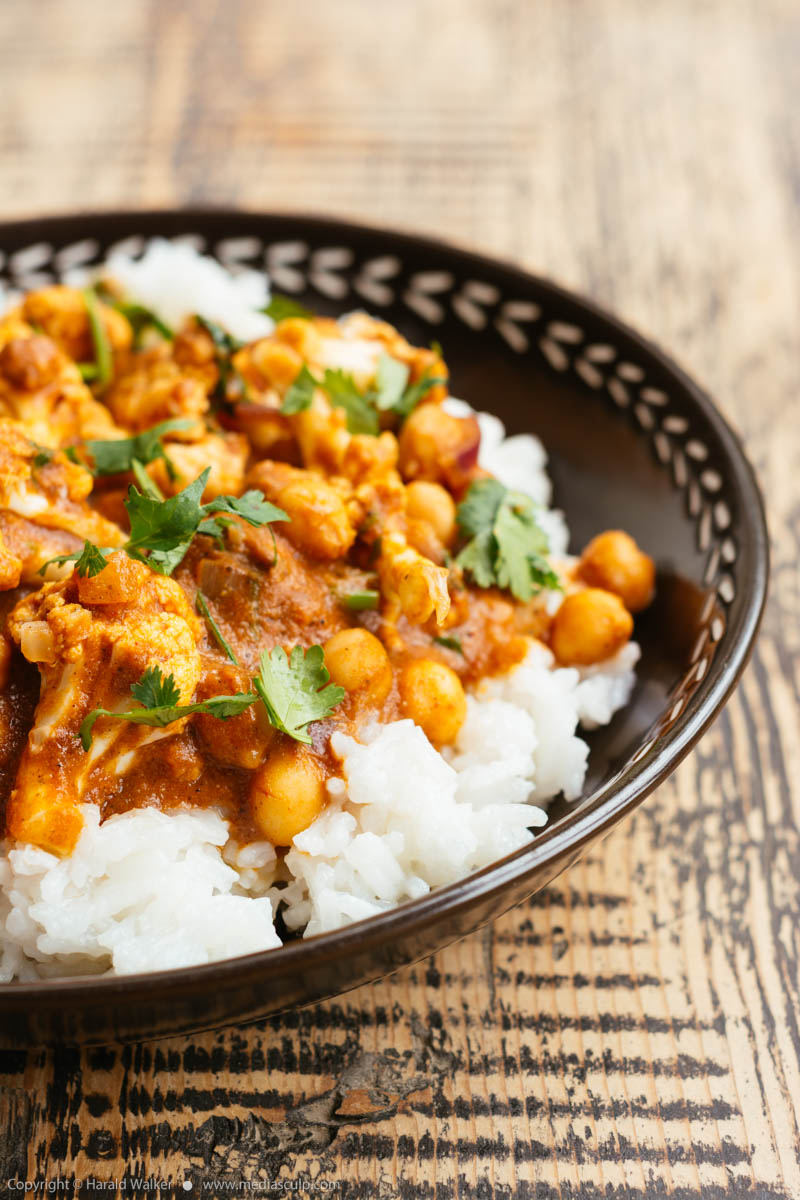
[1,0,799,1194]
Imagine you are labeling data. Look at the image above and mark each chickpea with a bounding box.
[323,628,392,706]
[250,743,327,846]
[274,317,322,361]
[250,339,303,390]
[398,404,481,492]
[550,588,633,666]
[192,661,274,769]
[196,703,274,770]
[398,658,467,746]
[578,530,655,613]
[405,481,456,546]
[342,431,399,483]
[247,461,355,560]
[406,518,444,563]
[0,336,61,390]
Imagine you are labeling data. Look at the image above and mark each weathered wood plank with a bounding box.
[1,0,799,1193]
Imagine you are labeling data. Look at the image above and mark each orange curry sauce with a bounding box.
[0,289,653,857]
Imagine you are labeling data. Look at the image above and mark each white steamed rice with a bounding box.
[0,239,639,980]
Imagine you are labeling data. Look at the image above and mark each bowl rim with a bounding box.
[0,207,770,1004]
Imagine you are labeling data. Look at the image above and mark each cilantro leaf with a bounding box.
[434,634,464,654]
[78,645,347,752]
[124,469,210,575]
[194,315,243,356]
[372,353,410,412]
[82,287,113,387]
[456,479,560,602]
[340,590,380,611]
[68,471,288,579]
[39,541,112,578]
[253,644,345,745]
[280,354,445,433]
[196,591,239,664]
[322,369,379,436]
[204,490,289,529]
[79,665,256,751]
[86,417,195,477]
[194,315,245,403]
[131,665,181,708]
[456,478,506,539]
[281,364,318,415]
[263,294,313,321]
[455,529,496,588]
[391,366,447,421]
[130,458,165,500]
[114,302,173,348]
[493,496,558,599]
[370,354,445,422]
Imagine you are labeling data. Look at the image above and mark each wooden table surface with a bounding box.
[1,1,799,1195]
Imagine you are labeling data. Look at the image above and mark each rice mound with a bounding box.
[103,238,276,344]
[280,640,638,938]
[0,239,640,979]
[0,807,280,981]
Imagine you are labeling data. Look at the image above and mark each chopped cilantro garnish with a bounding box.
[456,479,561,602]
[194,315,243,356]
[281,364,318,415]
[82,287,113,388]
[434,634,463,654]
[253,645,345,745]
[79,644,346,751]
[86,417,195,477]
[39,541,112,578]
[279,353,444,434]
[372,353,410,412]
[41,472,288,581]
[391,365,447,421]
[194,315,244,402]
[123,470,212,575]
[196,590,239,664]
[130,458,165,500]
[79,665,255,751]
[340,590,380,611]
[113,302,173,348]
[263,294,313,321]
[322,368,380,435]
[202,489,289,532]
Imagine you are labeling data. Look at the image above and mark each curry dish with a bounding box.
[0,281,655,866]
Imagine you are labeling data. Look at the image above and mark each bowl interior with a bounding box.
[0,211,767,1041]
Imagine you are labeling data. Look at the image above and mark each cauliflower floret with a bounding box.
[0,418,125,585]
[6,554,202,855]
[20,285,132,364]
[0,315,121,446]
[149,430,249,499]
[104,344,215,438]
[378,530,450,627]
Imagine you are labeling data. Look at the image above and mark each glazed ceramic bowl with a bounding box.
[0,211,768,1046]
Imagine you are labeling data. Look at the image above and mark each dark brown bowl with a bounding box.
[0,211,768,1046]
